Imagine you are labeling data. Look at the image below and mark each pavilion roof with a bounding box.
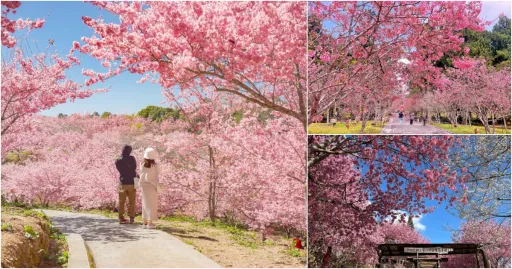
[378,243,483,257]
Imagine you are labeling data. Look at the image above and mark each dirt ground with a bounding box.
[1,206,67,268]
[155,219,306,268]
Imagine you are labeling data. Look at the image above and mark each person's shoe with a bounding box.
[129,217,135,224]
[119,218,129,224]
[147,224,156,229]
[141,224,147,229]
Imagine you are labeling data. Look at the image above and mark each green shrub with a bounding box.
[24,225,39,239]
[288,247,303,258]
[57,250,68,265]
[1,223,13,231]
[23,209,49,221]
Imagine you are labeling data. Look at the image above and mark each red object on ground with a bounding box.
[294,238,303,249]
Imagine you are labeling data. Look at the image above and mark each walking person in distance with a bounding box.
[398,111,404,124]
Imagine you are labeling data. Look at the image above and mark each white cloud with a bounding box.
[385,210,427,231]
[413,215,426,231]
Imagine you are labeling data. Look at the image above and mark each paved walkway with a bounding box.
[41,210,221,268]
[382,113,450,134]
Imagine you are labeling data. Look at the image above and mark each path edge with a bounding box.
[427,123,454,134]
[66,233,91,268]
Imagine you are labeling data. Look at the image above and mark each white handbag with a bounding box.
[134,176,141,189]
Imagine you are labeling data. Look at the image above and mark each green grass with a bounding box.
[23,209,50,221]
[430,123,511,134]
[193,219,260,249]
[308,121,385,134]
[288,247,304,258]
[282,240,306,258]
[1,223,13,231]
[85,243,96,268]
[183,239,195,245]
[160,214,197,223]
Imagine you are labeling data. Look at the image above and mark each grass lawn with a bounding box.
[430,123,511,134]
[308,121,385,134]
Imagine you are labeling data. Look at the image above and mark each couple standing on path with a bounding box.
[115,145,161,229]
[398,111,415,125]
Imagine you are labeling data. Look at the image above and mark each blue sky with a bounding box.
[364,165,462,243]
[4,1,166,116]
[480,1,512,30]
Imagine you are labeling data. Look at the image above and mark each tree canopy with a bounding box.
[136,105,181,122]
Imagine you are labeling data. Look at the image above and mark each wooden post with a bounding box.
[480,249,490,268]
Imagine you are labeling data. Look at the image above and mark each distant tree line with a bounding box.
[56,105,277,125]
[436,16,511,69]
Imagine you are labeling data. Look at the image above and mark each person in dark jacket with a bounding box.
[115,145,137,224]
[398,111,404,124]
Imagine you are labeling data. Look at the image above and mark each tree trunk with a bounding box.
[492,113,496,134]
[360,113,369,134]
[208,145,217,221]
[477,112,491,134]
[502,114,508,133]
[326,108,330,125]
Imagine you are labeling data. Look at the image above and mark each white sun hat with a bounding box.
[144,148,158,160]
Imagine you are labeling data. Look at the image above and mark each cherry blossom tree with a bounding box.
[445,220,511,268]
[1,2,103,156]
[1,49,98,136]
[1,1,44,48]
[2,107,306,234]
[308,1,486,125]
[402,57,511,132]
[448,136,511,221]
[76,2,307,128]
[444,59,511,133]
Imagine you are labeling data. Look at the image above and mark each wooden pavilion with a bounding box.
[377,243,490,268]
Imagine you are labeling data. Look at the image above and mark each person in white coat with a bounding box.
[139,148,160,229]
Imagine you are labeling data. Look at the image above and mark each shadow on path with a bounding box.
[159,227,218,242]
[49,214,157,243]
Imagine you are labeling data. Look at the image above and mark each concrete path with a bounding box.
[41,210,221,268]
[382,113,450,134]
